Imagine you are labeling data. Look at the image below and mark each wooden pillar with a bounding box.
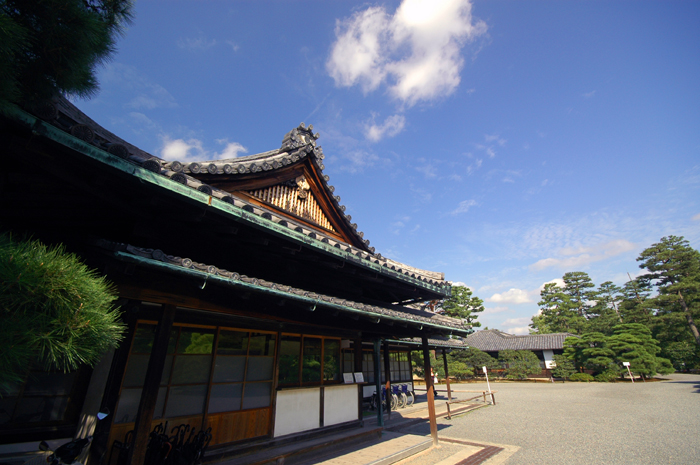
[127,305,176,465]
[422,337,438,446]
[354,335,363,422]
[442,348,452,402]
[373,339,384,427]
[383,340,391,420]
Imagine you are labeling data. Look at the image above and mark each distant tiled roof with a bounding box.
[464,329,576,351]
[15,98,447,289]
[395,337,468,349]
[105,242,469,334]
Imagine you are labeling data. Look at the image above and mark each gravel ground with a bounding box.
[399,373,700,464]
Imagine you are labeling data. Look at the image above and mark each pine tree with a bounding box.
[637,236,700,348]
[437,285,484,331]
[0,234,125,384]
[0,0,133,105]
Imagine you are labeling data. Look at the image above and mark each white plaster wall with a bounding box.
[543,350,555,369]
[324,385,358,426]
[274,388,321,437]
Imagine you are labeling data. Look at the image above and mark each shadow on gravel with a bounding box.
[666,381,700,393]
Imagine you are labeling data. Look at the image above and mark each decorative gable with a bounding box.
[248,176,336,232]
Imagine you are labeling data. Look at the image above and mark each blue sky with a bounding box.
[74,0,700,334]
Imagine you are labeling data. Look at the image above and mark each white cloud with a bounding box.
[226,40,240,52]
[507,326,530,335]
[215,139,248,159]
[692,213,700,221]
[337,150,381,174]
[582,90,596,99]
[178,36,217,51]
[160,136,247,162]
[365,114,406,141]
[101,63,177,110]
[486,288,532,304]
[327,0,487,106]
[483,306,510,315]
[530,239,636,271]
[450,199,477,215]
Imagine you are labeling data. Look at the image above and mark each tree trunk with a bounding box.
[678,290,700,347]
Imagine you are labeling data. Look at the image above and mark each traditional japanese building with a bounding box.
[0,98,469,463]
[464,329,575,369]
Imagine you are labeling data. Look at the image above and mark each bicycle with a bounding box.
[401,384,414,406]
[391,384,406,409]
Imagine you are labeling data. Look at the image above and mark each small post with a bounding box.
[623,362,634,384]
[422,338,438,446]
[383,340,391,419]
[442,349,452,402]
[483,366,494,405]
[373,340,384,426]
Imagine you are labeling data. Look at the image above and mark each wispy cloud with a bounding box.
[226,40,240,52]
[486,288,532,304]
[582,90,596,98]
[101,63,178,110]
[693,213,700,221]
[365,114,406,141]
[530,239,636,271]
[178,36,217,51]
[327,0,487,107]
[450,199,477,215]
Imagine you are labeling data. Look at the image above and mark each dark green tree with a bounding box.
[637,236,700,348]
[587,281,623,335]
[437,285,484,331]
[498,350,542,380]
[563,332,616,375]
[0,0,133,105]
[0,234,125,385]
[550,354,576,379]
[448,347,498,378]
[607,323,674,378]
[562,271,597,319]
[531,282,586,334]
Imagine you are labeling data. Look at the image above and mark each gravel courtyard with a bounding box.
[401,373,700,464]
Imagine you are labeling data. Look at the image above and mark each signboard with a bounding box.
[343,373,354,384]
[482,366,488,374]
[353,372,364,383]
[622,362,630,367]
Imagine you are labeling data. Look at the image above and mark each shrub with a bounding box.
[594,370,619,382]
[499,350,542,379]
[569,373,595,382]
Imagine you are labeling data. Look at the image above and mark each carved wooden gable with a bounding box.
[248,175,336,232]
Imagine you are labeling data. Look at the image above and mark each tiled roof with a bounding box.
[395,337,468,349]
[105,242,469,334]
[17,98,447,288]
[464,329,576,351]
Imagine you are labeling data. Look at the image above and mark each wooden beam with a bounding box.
[127,304,176,465]
[383,340,391,420]
[373,340,384,427]
[442,348,452,402]
[422,337,438,447]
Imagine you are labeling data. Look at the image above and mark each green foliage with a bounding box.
[0,234,125,384]
[594,370,620,382]
[564,332,616,374]
[662,341,699,371]
[569,373,595,382]
[448,347,498,378]
[531,281,587,334]
[448,360,473,380]
[498,350,542,379]
[550,354,575,379]
[637,236,700,348]
[0,0,133,105]
[438,286,484,331]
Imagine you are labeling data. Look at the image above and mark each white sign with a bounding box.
[343,373,354,384]
[482,366,488,374]
[622,362,630,367]
[353,372,364,383]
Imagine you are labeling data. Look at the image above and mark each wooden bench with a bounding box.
[445,391,496,419]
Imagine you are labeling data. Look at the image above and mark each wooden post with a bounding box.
[383,340,391,419]
[127,304,176,465]
[354,335,363,422]
[373,339,384,426]
[422,338,438,446]
[442,348,452,402]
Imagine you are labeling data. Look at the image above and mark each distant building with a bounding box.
[465,329,576,368]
